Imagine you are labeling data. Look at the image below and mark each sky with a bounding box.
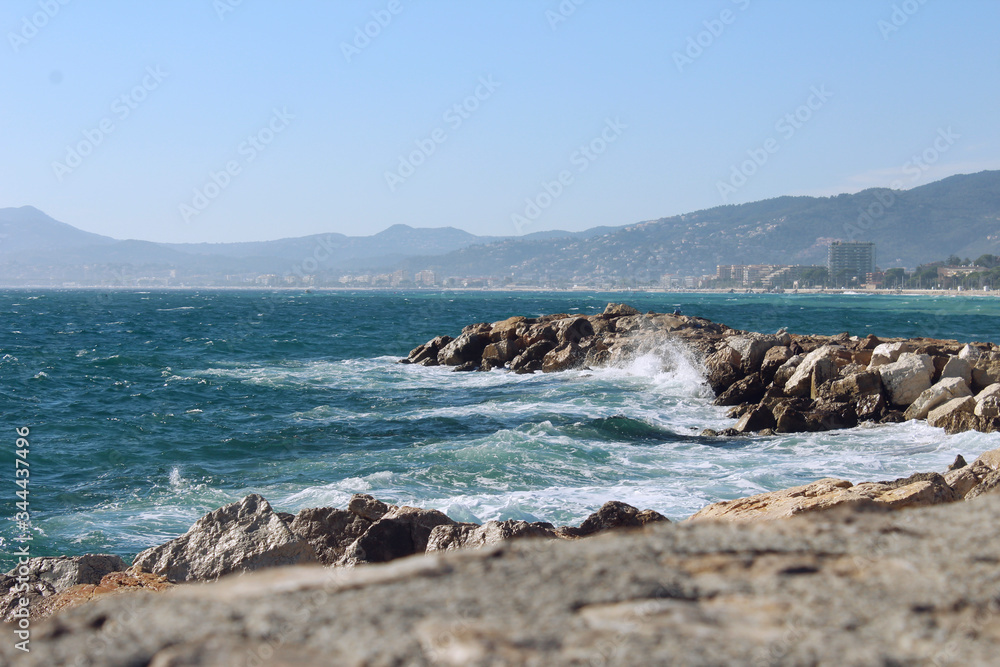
[1,0,998,244]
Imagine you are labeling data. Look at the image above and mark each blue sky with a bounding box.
[2,0,997,243]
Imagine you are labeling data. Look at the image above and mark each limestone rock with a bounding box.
[944,466,980,498]
[426,520,558,552]
[437,332,489,366]
[347,493,393,522]
[940,356,973,385]
[972,357,1000,391]
[554,316,594,344]
[405,335,452,367]
[712,373,766,407]
[542,341,583,373]
[903,376,973,421]
[971,446,1000,472]
[482,338,525,366]
[131,494,317,582]
[489,316,528,342]
[878,353,934,407]
[37,568,173,619]
[927,396,977,429]
[726,334,781,375]
[869,341,912,367]
[1,554,127,623]
[560,501,668,538]
[287,507,372,566]
[759,346,792,382]
[734,405,777,433]
[966,470,1000,500]
[974,383,1000,419]
[339,506,456,566]
[603,303,639,317]
[784,346,844,397]
[772,354,804,388]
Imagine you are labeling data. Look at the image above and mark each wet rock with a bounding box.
[804,398,857,431]
[131,494,317,583]
[713,372,767,407]
[437,332,489,366]
[704,347,743,394]
[734,405,777,433]
[785,346,844,397]
[878,353,934,407]
[903,376,973,421]
[554,316,594,344]
[482,339,525,366]
[452,360,478,372]
[726,334,782,375]
[426,520,558,552]
[773,399,812,433]
[406,335,452,367]
[560,501,668,537]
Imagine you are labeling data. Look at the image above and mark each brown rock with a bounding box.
[560,501,668,537]
[734,405,777,433]
[603,303,640,317]
[39,568,173,619]
[287,507,372,566]
[712,373,766,407]
[426,520,558,552]
[339,506,457,566]
[542,341,583,373]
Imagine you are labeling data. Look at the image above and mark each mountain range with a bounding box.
[1,170,998,286]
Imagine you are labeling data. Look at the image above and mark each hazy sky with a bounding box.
[2,1,998,243]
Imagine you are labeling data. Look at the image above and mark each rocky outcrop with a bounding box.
[131,493,317,582]
[426,520,558,552]
[559,500,669,537]
[35,567,173,619]
[14,491,1000,666]
[1,554,127,622]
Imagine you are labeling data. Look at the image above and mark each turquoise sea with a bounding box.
[3,290,1000,570]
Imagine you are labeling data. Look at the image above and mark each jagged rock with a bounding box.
[554,316,594,344]
[712,373,766,406]
[734,405,777,433]
[405,335,452,366]
[927,396,977,429]
[36,568,173,620]
[809,357,838,399]
[489,316,528,342]
[437,332,489,366]
[726,334,782,375]
[542,341,583,372]
[974,383,1000,418]
[704,347,743,393]
[648,314,687,331]
[452,360,477,371]
[287,507,372,566]
[972,357,1000,391]
[482,339,525,366]
[348,493,392,521]
[903,376,973,420]
[426,520,558,552]
[784,346,844,397]
[1,555,127,623]
[772,354,804,388]
[959,343,983,362]
[759,345,792,382]
[965,470,1000,500]
[687,473,956,523]
[560,501,668,537]
[773,399,812,433]
[612,314,646,333]
[855,333,881,350]
[339,506,456,566]
[878,353,934,407]
[131,494,317,582]
[869,341,912,367]
[603,303,639,317]
[804,398,857,431]
[941,356,973,385]
[944,466,980,498]
[587,314,613,335]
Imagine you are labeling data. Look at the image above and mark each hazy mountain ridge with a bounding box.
[1,171,998,286]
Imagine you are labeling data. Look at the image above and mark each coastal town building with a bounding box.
[828,241,876,281]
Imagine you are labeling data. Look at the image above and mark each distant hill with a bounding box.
[1,170,998,286]
[405,171,1000,282]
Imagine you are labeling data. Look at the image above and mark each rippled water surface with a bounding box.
[2,289,999,568]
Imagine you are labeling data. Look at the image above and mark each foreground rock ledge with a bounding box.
[9,493,1000,666]
[404,302,1000,435]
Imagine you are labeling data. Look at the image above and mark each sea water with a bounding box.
[2,289,999,569]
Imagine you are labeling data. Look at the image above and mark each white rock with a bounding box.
[903,376,973,421]
[878,353,934,407]
[940,357,973,386]
[959,344,982,363]
[869,342,913,368]
[784,345,844,397]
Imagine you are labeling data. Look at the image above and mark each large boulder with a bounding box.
[726,334,784,375]
[482,339,525,366]
[437,332,489,366]
[712,372,766,407]
[760,346,793,382]
[972,357,1000,391]
[869,341,912,367]
[338,506,457,566]
[878,353,934,407]
[542,341,584,372]
[405,335,452,366]
[974,383,1000,419]
[559,501,668,538]
[733,405,777,433]
[554,316,594,344]
[903,376,973,421]
[784,346,844,397]
[940,356,973,386]
[287,507,372,566]
[131,494,317,582]
[704,347,743,394]
[426,520,558,552]
[603,303,639,317]
[927,396,977,429]
[489,316,528,342]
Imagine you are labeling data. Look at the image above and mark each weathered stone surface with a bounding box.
[965,469,1000,501]
[405,335,452,366]
[772,354,804,388]
[287,507,372,566]
[972,357,1000,390]
[784,346,843,397]
[482,338,525,366]
[437,332,489,366]
[1,554,127,623]
[712,372,766,406]
[971,446,1000,472]
[734,405,777,433]
[16,493,1000,666]
[878,353,934,407]
[726,334,781,375]
[759,345,792,382]
[561,501,668,538]
[603,302,639,317]
[974,383,1000,418]
[131,494,317,582]
[903,376,973,420]
[339,506,456,566]
[687,473,957,523]
[510,340,556,373]
[940,356,973,385]
[426,520,558,552]
[804,398,857,431]
[542,341,583,372]
[944,466,980,498]
[868,341,912,367]
[489,316,528,342]
[704,347,743,393]
[347,493,392,522]
[927,396,977,429]
[554,316,594,344]
[37,568,173,619]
